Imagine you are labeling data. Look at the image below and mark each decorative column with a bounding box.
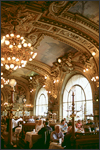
[8,79,17,147]
[70,91,76,148]
[8,88,14,146]
[23,99,26,121]
[72,91,75,139]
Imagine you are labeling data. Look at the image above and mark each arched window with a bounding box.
[63,75,93,121]
[36,87,48,116]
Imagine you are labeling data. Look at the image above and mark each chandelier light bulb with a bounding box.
[96,76,99,79]
[12,57,16,60]
[1,85,4,88]
[23,43,27,47]
[1,57,5,61]
[16,35,20,38]
[32,53,37,59]
[28,43,31,47]
[7,57,11,61]
[22,64,25,67]
[1,72,3,76]
[3,36,5,39]
[18,44,21,48]
[29,58,32,61]
[10,33,14,37]
[86,68,88,71]
[22,40,25,44]
[16,58,19,61]
[1,39,4,43]
[91,78,93,81]
[24,61,27,65]
[1,63,3,66]
[30,52,33,55]
[9,45,13,48]
[21,60,24,63]
[10,64,14,68]
[5,40,10,45]
[5,64,9,70]
[19,66,21,68]
[6,34,9,37]
[21,37,24,40]
[14,66,18,70]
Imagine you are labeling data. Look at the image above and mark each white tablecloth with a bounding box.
[49,142,64,149]
[15,126,22,134]
[24,131,42,148]
[12,118,23,128]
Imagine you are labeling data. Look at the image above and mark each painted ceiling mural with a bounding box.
[10,68,38,78]
[34,36,78,66]
[68,1,99,25]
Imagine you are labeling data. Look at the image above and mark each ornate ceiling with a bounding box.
[1,1,99,86]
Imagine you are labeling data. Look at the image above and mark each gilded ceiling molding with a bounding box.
[34,31,97,58]
[39,16,99,49]
[60,12,99,33]
[47,2,99,36]
[58,29,99,52]
[25,31,99,77]
[26,61,51,77]
[48,1,77,16]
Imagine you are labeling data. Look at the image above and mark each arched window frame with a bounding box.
[36,88,48,116]
[63,75,93,121]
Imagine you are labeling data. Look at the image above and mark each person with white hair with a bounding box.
[50,125,64,143]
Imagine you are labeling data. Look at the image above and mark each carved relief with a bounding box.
[32,22,51,30]
[16,23,34,33]
[27,33,38,45]
[59,30,98,52]
[49,27,60,34]
[79,53,89,64]
[51,62,60,78]
[50,1,67,15]
[85,57,96,72]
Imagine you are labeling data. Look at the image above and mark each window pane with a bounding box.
[63,75,93,121]
[36,88,48,116]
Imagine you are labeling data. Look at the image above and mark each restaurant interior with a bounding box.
[1,1,99,149]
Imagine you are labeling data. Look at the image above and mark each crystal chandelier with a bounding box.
[1,28,37,71]
[1,72,9,88]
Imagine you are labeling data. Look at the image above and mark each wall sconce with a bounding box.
[92,52,96,56]
[44,76,47,79]
[91,76,99,82]
[58,58,61,63]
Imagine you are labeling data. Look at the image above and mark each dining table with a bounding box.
[24,131,42,148]
[15,126,22,134]
[49,142,64,149]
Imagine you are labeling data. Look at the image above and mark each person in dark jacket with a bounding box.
[32,121,52,149]
[62,122,73,149]
[38,121,53,135]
